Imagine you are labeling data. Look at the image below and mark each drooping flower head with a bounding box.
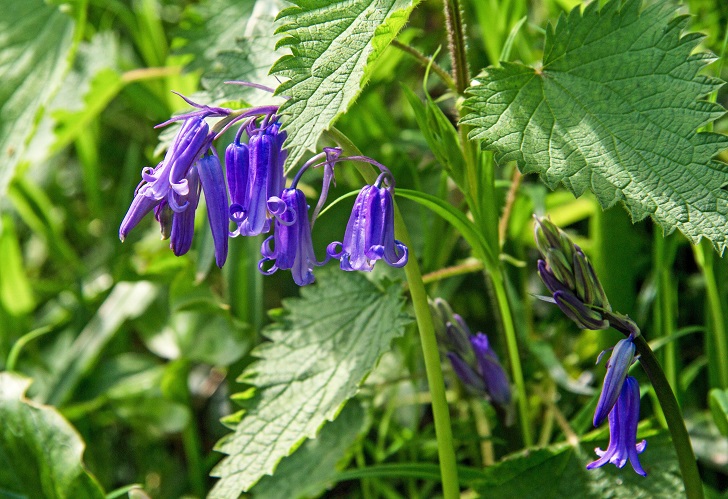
[119,94,232,265]
[593,337,636,427]
[587,376,647,476]
[259,188,328,286]
[327,171,408,271]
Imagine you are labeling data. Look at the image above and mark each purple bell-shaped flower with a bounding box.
[327,172,408,271]
[587,376,647,476]
[259,188,328,286]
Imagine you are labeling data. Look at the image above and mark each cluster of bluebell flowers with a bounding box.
[534,218,647,476]
[431,298,513,421]
[120,87,408,284]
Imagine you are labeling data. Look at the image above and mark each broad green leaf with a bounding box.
[252,401,366,499]
[471,431,683,497]
[462,0,728,251]
[0,372,105,498]
[210,270,410,497]
[0,0,76,195]
[271,0,420,167]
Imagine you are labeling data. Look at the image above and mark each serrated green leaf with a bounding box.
[271,0,420,167]
[0,372,105,498]
[210,270,410,497]
[472,431,683,498]
[0,0,76,195]
[252,401,366,499]
[462,0,728,251]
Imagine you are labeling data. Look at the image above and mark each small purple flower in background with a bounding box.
[593,337,636,427]
[430,298,512,414]
[327,172,408,271]
[587,376,647,476]
[259,188,328,286]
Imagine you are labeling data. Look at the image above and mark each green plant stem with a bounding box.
[633,335,703,499]
[390,40,457,93]
[6,325,54,372]
[491,270,533,447]
[443,0,470,94]
[654,232,678,403]
[328,127,460,498]
[694,240,728,389]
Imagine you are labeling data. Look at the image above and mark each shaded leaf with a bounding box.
[253,400,366,499]
[472,431,683,498]
[210,270,410,496]
[462,0,728,250]
[0,372,104,498]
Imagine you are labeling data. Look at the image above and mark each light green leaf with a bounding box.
[210,270,410,497]
[252,401,366,499]
[200,0,288,106]
[472,431,683,497]
[271,0,420,167]
[709,388,728,437]
[0,372,105,498]
[0,0,76,195]
[0,215,34,316]
[462,0,728,251]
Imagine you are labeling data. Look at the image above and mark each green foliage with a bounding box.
[472,432,683,498]
[463,0,728,251]
[709,388,728,437]
[211,270,410,497]
[271,0,420,167]
[0,372,105,498]
[0,0,77,195]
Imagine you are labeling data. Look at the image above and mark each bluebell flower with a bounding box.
[226,140,249,224]
[259,188,327,286]
[587,376,647,476]
[593,338,636,427]
[169,166,201,257]
[469,333,512,406]
[197,154,229,267]
[233,120,287,237]
[119,94,233,265]
[327,173,408,271]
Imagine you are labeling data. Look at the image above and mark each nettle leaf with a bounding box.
[272,0,420,167]
[472,431,683,498]
[0,0,76,195]
[0,372,105,498]
[462,0,728,251]
[252,400,366,499]
[210,270,409,497]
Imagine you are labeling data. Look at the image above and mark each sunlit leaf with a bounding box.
[271,0,421,167]
[463,0,728,251]
[0,0,76,194]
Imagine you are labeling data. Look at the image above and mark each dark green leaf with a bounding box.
[0,372,105,498]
